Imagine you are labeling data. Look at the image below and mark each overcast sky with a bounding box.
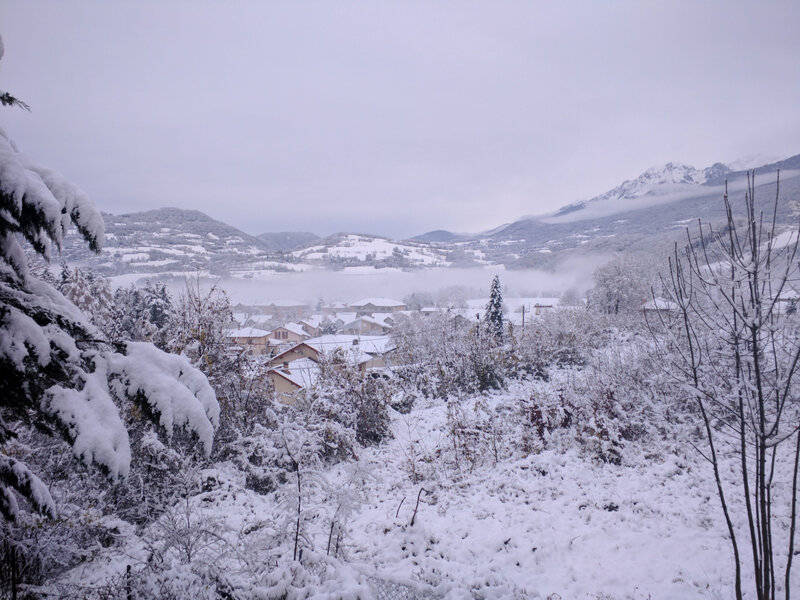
[1,1,798,239]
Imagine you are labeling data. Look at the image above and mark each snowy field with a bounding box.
[337,396,735,599]
[61,387,742,599]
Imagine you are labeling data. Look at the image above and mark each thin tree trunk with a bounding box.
[293,465,301,562]
[786,427,800,599]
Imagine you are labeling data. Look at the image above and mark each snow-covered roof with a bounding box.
[350,298,406,308]
[228,327,271,338]
[305,334,395,356]
[302,315,324,328]
[266,299,309,307]
[341,316,392,331]
[273,322,308,337]
[269,357,320,388]
[232,312,250,325]
[269,334,395,367]
[334,312,357,323]
[371,313,395,326]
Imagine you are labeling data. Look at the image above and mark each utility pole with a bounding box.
[522,305,525,332]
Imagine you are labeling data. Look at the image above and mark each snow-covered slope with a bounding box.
[547,161,731,222]
[449,153,800,267]
[257,231,321,252]
[59,208,281,276]
[291,233,453,269]
[57,215,463,278]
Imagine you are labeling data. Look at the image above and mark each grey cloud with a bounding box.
[1,1,798,238]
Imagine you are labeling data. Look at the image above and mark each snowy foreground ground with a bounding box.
[63,392,739,599]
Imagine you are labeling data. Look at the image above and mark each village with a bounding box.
[224,293,712,404]
[226,296,565,402]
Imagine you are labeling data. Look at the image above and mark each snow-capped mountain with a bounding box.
[549,161,731,220]
[412,153,800,267]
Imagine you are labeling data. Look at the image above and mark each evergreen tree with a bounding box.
[111,284,152,343]
[484,275,505,342]
[109,280,175,350]
[0,39,219,522]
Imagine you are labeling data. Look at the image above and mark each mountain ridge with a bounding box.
[58,153,800,278]
[412,153,800,243]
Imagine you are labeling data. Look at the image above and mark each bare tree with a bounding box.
[651,172,800,599]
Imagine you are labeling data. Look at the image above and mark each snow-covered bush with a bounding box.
[393,312,504,399]
[587,253,659,315]
[511,307,613,379]
[214,350,275,440]
[445,396,516,472]
[310,348,393,448]
[59,265,114,336]
[516,386,576,455]
[515,340,658,463]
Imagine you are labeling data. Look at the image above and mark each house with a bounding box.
[268,334,395,371]
[267,334,397,403]
[268,357,321,403]
[261,300,311,321]
[641,298,680,327]
[269,322,309,345]
[226,327,272,356]
[300,315,324,338]
[349,298,407,315]
[331,312,357,329]
[339,315,392,336]
[374,313,396,327]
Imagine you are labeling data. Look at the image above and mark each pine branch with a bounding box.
[0,91,30,112]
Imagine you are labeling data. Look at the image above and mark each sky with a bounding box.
[1,1,799,240]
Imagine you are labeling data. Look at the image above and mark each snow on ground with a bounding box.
[62,386,741,599]
[331,395,734,599]
[772,229,799,250]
